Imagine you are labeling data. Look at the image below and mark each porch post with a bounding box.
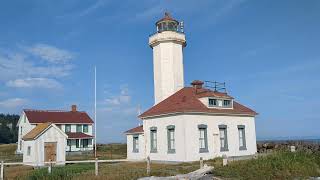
[1,161,4,180]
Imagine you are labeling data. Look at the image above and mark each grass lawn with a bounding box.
[1,143,320,179]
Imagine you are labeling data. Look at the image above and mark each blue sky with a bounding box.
[0,0,319,143]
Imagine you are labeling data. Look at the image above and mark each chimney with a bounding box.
[71,105,77,112]
[191,80,204,89]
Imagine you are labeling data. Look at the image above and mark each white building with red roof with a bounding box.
[16,105,94,154]
[125,13,258,162]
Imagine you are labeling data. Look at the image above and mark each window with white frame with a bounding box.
[238,125,247,150]
[76,125,82,132]
[27,146,31,156]
[150,127,157,153]
[198,124,208,153]
[83,125,89,133]
[65,124,71,132]
[133,135,139,153]
[219,125,228,151]
[167,125,175,153]
[223,100,231,107]
[208,98,218,106]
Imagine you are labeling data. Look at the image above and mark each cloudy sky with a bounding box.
[0,0,319,142]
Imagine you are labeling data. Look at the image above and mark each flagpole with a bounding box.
[94,66,97,158]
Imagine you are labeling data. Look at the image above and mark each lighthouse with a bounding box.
[149,12,187,105]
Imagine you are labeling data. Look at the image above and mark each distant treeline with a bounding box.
[0,114,19,144]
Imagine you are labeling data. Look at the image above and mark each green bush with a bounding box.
[214,151,320,179]
[25,163,94,180]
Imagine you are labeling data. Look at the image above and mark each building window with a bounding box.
[20,140,22,150]
[56,125,62,129]
[82,139,89,148]
[76,125,82,132]
[76,139,80,148]
[27,146,31,156]
[238,125,247,150]
[223,100,231,107]
[208,98,218,107]
[198,124,208,153]
[83,125,89,133]
[219,125,228,151]
[133,135,139,153]
[167,125,175,153]
[67,139,71,146]
[150,127,157,153]
[65,125,71,132]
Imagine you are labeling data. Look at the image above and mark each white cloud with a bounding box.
[0,98,28,108]
[103,85,131,106]
[25,43,74,64]
[0,44,74,89]
[6,78,62,89]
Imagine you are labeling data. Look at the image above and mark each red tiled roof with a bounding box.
[139,87,257,118]
[124,125,143,134]
[24,110,94,124]
[66,132,94,139]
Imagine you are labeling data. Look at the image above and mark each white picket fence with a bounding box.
[0,158,145,180]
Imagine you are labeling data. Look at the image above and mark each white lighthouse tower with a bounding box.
[149,12,187,105]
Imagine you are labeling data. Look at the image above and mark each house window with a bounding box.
[133,135,139,153]
[198,124,208,153]
[219,125,228,151]
[238,125,247,150]
[150,127,157,153]
[27,146,31,156]
[67,139,71,146]
[56,125,61,129]
[65,125,71,132]
[76,139,80,148]
[83,125,89,133]
[82,139,89,148]
[20,141,22,150]
[208,98,218,107]
[167,125,175,153]
[223,100,231,107]
[76,125,82,132]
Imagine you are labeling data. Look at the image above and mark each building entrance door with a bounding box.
[44,142,57,162]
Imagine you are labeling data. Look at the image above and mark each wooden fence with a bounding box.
[0,158,146,180]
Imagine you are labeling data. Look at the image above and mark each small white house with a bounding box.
[125,13,258,162]
[16,105,94,154]
[23,122,67,166]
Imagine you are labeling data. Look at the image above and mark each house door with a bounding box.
[44,142,57,162]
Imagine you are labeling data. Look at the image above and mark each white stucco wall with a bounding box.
[126,133,145,160]
[142,114,257,162]
[23,126,66,166]
[149,31,186,104]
